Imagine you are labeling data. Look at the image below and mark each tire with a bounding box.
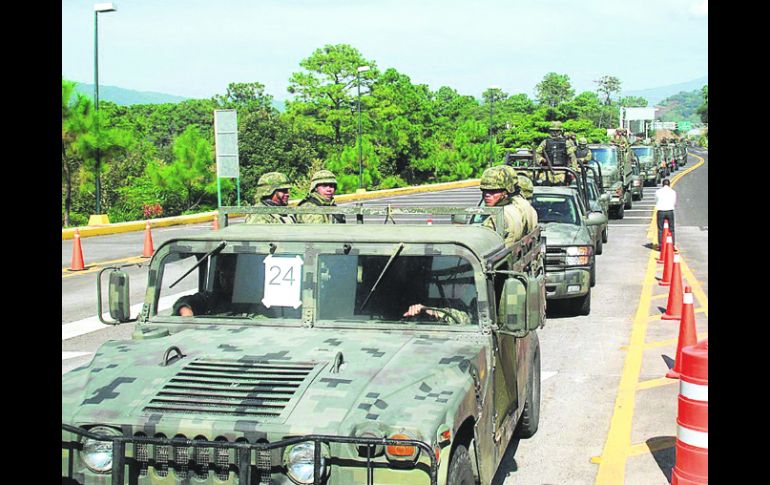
[570,289,591,316]
[596,235,603,255]
[515,336,541,439]
[624,192,633,210]
[602,226,608,243]
[590,262,596,287]
[617,203,625,219]
[447,444,476,485]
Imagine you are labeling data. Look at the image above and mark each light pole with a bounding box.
[93,3,117,217]
[356,65,370,191]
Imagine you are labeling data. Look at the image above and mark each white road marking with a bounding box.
[61,292,191,341]
[607,224,652,227]
[618,217,652,219]
[542,371,558,383]
[62,351,93,361]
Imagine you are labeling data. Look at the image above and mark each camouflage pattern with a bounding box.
[308,169,338,192]
[479,166,528,243]
[575,137,593,166]
[535,129,578,182]
[253,171,292,201]
[63,214,545,485]
[517,174,534,200]
[296,191,345,224]
[245,199,297,224]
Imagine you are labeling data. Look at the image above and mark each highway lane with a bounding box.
[61,150,708,484]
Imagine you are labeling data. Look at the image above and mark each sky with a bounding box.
[61,0,708,101]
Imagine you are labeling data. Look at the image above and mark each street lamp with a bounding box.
[356,65,370,191]
[93,3,117,219]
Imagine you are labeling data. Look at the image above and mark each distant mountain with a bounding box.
[622,76,707,107]
[72,82,189,105]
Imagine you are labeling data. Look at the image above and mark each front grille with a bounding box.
[545,246,566,270]
[143,358,316,419]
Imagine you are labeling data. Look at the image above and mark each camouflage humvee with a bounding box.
[62,205,546,485]
[628,157,644,202]
[588,144,633,219]
[630,144,661,187]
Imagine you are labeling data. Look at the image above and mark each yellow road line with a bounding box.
[62,255,147,279]
[679,258,708,317]
[647,153,705,242]
[636,377,677,390]
[594,252,658,484]
[628,438,676,457]
[643,332,708,350]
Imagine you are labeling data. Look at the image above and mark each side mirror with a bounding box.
[600,193,610,203]
[451,214,469,225]
[499,278,528,333]
[98,268,133,324]
[586,212,607,226]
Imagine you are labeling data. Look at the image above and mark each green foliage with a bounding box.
[697,85,708,123]
[535,73,575,107]
[595,75,622,105]
[658,90,703,123]
[619,96,648,107]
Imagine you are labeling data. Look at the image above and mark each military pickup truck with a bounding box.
[588,144,633,219]
[62,205,546,485]
[630,145,661,187]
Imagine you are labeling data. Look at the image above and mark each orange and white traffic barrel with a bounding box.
[671,338,708,485]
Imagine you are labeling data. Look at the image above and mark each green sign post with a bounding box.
[677,121,692,132]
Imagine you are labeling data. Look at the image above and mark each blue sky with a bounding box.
[62,0,708,100]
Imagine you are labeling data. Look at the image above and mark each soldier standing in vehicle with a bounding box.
[477,166,527,244]
[535,121,578,183]
[297,170,346,224]
[575,137,593,166]
[500,165,538,234]
[245,172,296,224]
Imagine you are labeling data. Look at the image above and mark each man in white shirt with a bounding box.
[655,178,677,250]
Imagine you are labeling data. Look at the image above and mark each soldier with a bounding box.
[535,121,578,183]
[297,170,346,224]
[245,172,296,224]
[477,165,527,244]
[500,165,537,234]
[173,255,237,316]
[612,128,629,149]
[575,137,593,166]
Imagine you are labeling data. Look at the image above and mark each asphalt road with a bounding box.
[61,149,708,484]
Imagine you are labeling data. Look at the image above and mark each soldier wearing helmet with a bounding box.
[535,121,578,183]
[297,170,346,224]
[575,137,593,166]
[506,168,538,234]
[475,166,527,244]
[612,128,629,149]
[245,172,296,224]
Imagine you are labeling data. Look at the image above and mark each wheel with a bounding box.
[596,235,603,255]
[515,335,541,439]
[632,191,641,201]
[617,203,625,219]
[602,226,608,243]
[590,262,596,287]
[570,289,591,315]
[624,192,633,210]
[447,444,476,485]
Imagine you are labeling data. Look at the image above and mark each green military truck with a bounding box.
[630,144,661,187]
[588,144,633,219]
[62,205,546,485]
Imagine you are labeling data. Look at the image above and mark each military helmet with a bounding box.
[517,174,534,200]
[549,121,563,132]
[480,166,516,194]
[578,136,588,145]
[255,172,292,200]
[309,169,338,192]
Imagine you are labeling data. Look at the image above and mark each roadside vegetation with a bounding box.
[61,44,708,226]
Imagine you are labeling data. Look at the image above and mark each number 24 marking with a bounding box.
[269,266,296,285]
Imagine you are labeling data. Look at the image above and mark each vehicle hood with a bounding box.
[539,222,588,245]
[62,326,486,440]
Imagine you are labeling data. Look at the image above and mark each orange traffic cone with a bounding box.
[666,286,698,379]
[657,219,671,264]
[662,254,684,319]
[212,214,219,230]
[142,221,154,258]
[427,216,433,225]
[659,235,674,286]
[69,229,85,271]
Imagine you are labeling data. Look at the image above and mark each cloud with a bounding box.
[690,0,708,16]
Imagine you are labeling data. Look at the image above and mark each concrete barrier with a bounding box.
[62,178,481,240]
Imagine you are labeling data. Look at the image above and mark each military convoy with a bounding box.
[63,205,546,485]
[587,144,634,219]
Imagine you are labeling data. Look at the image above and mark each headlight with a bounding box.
[283,442,330,484]
[565,246,592,266]
[81,426,122,473]
[385,432,420,462]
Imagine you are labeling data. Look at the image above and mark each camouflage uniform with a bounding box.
[500,167,537,234]
[478,166,527,244]
[297,170,346,224]
[575,137,593,166]
[612,128,629,150]
[245,172,297,224]
[535,121,578,183]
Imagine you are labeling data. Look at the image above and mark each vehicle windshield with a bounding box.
[156,251,302,321]
[531,194,580,225]
[631,147,653,163]
[586,181,598,202]
[592,148,618,169]
[317,254,479,326]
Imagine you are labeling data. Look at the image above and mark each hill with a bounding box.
[622,76,707,106]
[72,82,189,105]
[656,89,703,123]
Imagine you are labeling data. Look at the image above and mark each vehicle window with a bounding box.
[317,254,478,326]
[587,181,598,201]
[531,194,580,225]
[631,147,653,164]
[592,148,618,169]
[157,252,302,321]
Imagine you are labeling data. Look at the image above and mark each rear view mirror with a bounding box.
[97,267,135,324]
[586,212,607,226]
[499,278,528,333]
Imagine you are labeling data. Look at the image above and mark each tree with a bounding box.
[146,126,218,212]
[535,73,575,107]
[285,44,377,152]
[697,85,708,123]
[595,75,622,105]
[62,79,93,226]
[619,96,648,107]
